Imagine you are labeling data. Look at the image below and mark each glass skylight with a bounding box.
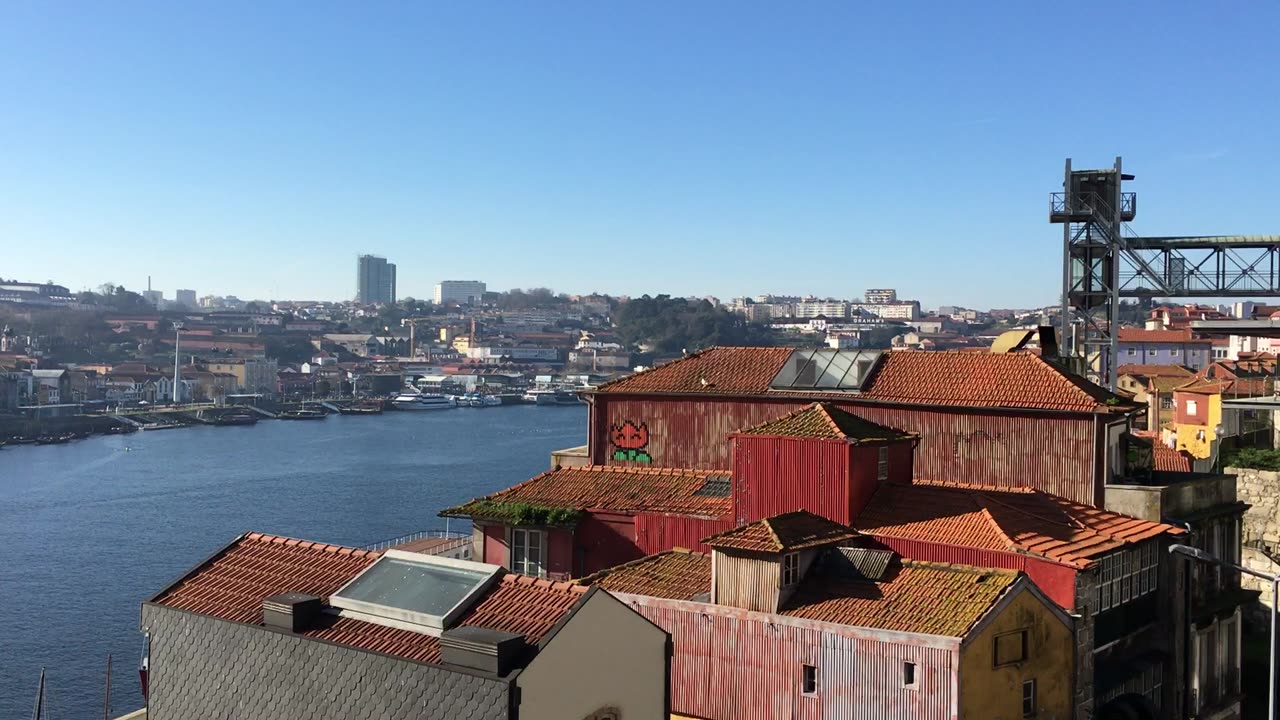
[769,349,885,391]
[330,550,502,632]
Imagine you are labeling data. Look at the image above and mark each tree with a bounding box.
[613,295,773,353]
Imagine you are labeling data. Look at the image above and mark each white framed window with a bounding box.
[1022,679,1036,718]
[1186,399,1198,415]
[1127,347,1137,356]
[782,552,800,586]
[877,446,890,481]
[1097,543,1158,612]
[511,528,547,578]
[1171,348,1180,356]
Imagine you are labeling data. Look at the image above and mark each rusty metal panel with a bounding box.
[599,396,1101,506]
[634,513,735,555]
[623,594,961,720]
[872,535,1080,610]
[733,435,852,526]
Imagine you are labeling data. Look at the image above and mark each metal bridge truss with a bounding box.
[1113,236,1280,297]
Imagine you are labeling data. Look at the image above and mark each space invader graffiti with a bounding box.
[610,421,652,463]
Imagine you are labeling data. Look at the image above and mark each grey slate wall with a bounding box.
[142,604,509,720]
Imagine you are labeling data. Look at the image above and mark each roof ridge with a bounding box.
[971,503,1022,553]
[761,517,785,552]
[814,403,846,436]
[592,346,721,391]
[244,532,379,559]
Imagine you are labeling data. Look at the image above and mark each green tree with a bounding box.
[613,295,773,353]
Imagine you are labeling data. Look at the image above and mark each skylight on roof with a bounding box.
[693,474,732,498]
[329,550,502,632]
[769,349,884,391]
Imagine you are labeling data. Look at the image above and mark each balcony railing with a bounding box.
[361,529,471,555]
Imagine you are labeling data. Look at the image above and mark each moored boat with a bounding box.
[278,409,327,420]
[391,389,457,411]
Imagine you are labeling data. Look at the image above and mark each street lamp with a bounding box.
[1170,543,1278,718]
[173,322,183,405]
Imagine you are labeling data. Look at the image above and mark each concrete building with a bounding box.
[204,358,279,396]
[793,301,849,319]
[435,280,487,306]
[863,288,897,304]
[174,288,196,308]
[0,281,76,307]
[356,254,397,305]
[582,512,1076,720]
[141,533,670,720]
[1117,328,1213,370]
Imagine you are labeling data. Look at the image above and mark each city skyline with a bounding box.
[2,4,1278,308]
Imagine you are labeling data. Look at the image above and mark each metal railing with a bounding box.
[361,529,471,553]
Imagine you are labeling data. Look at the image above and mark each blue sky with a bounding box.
[2,2,1277,308]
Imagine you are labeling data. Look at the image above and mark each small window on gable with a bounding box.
[1187,399,1198,415]
[877,446,890,481]
[1022,679,1037,718]
[782,552,800,586]
[802,664,818,694]
[994,629,1028,666]
[903,661,917,688]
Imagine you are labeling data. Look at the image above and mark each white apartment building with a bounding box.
[435,280,486,305]
[864,288,898,304]
[793,301,850,319]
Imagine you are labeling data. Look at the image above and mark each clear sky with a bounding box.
[2,2,1277,309]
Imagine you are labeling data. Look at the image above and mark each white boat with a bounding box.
[391,390,458,411]
[524,388,582,406]
[462,393,504,407]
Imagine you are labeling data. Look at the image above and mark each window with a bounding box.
[782,552,800,586]
[511,528,547,578]
[903,662,917,688]
[1022,679,1037,718]
[1160,395,1174,410]
[329,550,501,631]
[1096,544,1159,612]
[994,630,1027,666]
[802,664,818,694]
[1186,399,1198,415]
[1171,348,1180,356]
[877,446,890,481]
[1127,347,1137,356]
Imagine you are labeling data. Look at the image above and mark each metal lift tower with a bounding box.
[1052,157,1280,390]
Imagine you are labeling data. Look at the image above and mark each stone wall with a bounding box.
[1224,466,1280,551]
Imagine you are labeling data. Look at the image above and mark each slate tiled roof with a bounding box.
[1154,447,1195,472]
[702,510,860,554]
[151,532,588,666]
[781,560,1020,637]
[578,548,712,600]
[857,481,1181,568]
[738,402,915,442]
[592,346,1131,413]
[441,465,733,519]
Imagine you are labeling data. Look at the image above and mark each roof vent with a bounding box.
[262,593,322,632]
[440,626,527,676]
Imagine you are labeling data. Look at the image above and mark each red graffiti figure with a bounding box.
[610,421,652,463]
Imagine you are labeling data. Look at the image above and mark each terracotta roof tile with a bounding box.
[1154,447,1195,472]
[857,481,1182,568]
[1117,364,1195,379]
[593,346,1132,414]
[151,533,587,665]
[703,510,860,554]
[738,402,915,442]
[578,549,712,600]
[1117,328,1211,344]
[442,465,732,519]
[781,560,1020,637]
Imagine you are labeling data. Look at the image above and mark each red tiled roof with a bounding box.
[781,560,1020,637]
[737,402,915,442]
[857,481,1181,568]
[151,533,588,665]
[1117,364,1195,379]
[442,465,732,519]
[703,510,859,554]
[1117,328,1211,344]
[153,532,379,624]
[593,347,1131,414]
[578,548,712,600]
[1154,447,1194,472]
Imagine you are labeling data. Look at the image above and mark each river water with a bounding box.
[0,405,586,719]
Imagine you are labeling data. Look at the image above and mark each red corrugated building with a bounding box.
[585,346,1138,506]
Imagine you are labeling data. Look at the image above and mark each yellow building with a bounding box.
[1173,381,1226,460]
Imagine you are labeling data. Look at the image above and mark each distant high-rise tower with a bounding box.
[864,288,897,304]
[434,280,486,305]
[356,255,397,305]
[175,289,197,308]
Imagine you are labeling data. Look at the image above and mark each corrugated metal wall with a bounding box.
[872,536,1080,610]
[597,396,1100,505]
[623,595,960,720]
[733,436,852,525]
[634,513,735,555]
[714,552,782,613]
[576,511,642,576]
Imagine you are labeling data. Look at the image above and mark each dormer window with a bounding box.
[782,552,800,586]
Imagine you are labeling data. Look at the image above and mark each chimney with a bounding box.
[439,626,526,676]
[1037,326,1059,359]
[262,593,322,632]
